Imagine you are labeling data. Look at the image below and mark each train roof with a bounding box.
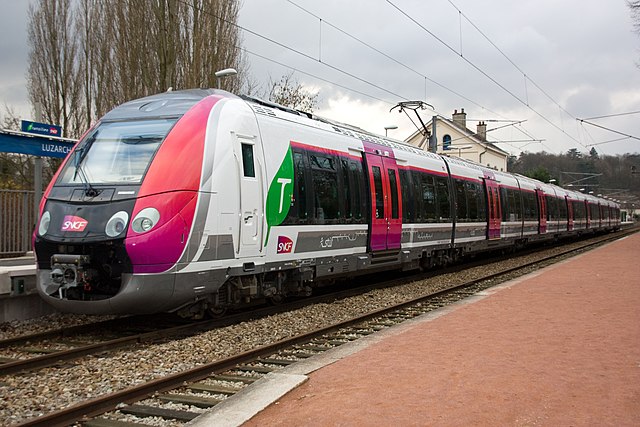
[101,89,235,121]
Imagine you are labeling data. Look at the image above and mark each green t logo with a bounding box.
[265,146,294,245]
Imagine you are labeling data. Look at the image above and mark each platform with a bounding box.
[189,232,640,426]
[0,254,55,322]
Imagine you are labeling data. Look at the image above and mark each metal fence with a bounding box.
[0,190,35,257]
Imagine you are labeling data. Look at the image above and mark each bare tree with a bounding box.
[28,0,248,135]
[267,72,319,113]
[27,0,84,138]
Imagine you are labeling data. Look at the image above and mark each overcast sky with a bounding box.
[2,0,640,157]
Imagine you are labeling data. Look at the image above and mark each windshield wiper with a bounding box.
[121,135,163,144]
[72,136,101,198]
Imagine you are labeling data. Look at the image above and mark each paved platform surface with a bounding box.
[225,233,640,426]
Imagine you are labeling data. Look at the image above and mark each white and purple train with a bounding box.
[33,89,621,318]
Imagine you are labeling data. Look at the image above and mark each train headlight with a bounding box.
[38,211,51,236]
[132,207,160,233]
[105,211,129,237]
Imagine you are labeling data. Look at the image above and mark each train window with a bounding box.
[455,179,468,222]
[435,176,451,221]
[283,150,309,224]
[388,169,399,219]
[572,201,585,220]
[372,166,384,219]
[590,203,600,220]
[511,189,522,221]
[411,171,424,222]
[421,174,437,221]
[500,188,509,221]
[399,169,415,222]
[466,181,485,221]
[241,143,255,178]
[57,118,176,185]
[341,159,352,221]
[545,196,554,220]
[522,191,537,220]
[558,197,568,219]
[310,153,339,223]
[349,160,366,223]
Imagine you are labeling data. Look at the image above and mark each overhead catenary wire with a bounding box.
[181,0,562,152]
[285,0,502,117]
[385,0,587,151]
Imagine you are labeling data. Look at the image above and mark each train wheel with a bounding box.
[207,306,227,318]
[268,294,285,305]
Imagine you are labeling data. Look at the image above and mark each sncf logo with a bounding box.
[62,215,88,232]
[277,235,293,254]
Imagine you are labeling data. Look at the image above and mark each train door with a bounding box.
[536,189,547,234]
[234,134,265,258]
[363,151,402,252]
[484,176,501,240]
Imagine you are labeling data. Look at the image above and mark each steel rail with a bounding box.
[2,228,635,377]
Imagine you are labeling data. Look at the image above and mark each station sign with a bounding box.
[0,129,76,158]
[21,120,63,138]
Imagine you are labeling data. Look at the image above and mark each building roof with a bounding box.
[405,114,510,157]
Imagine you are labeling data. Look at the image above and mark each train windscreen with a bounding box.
[58,118,177,185]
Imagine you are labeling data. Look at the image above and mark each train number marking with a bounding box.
[61,215,88,232]
[277,235,294,254]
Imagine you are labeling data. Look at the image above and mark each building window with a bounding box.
[443,134,451,150]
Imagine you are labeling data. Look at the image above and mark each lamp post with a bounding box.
[215,68,238,88]
[384,125,398,136]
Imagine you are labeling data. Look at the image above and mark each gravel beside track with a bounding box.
[0,236,622,425]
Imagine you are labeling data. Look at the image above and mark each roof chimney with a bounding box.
[476,121,487,141]
[452,108,466,129]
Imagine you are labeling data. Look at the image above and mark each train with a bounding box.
[33,89,621,318]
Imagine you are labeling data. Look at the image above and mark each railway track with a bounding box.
[1,228,632,378]
[11,228,636,427]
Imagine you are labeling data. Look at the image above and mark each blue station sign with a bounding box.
[0,129,76,158]
[21,120,63,137]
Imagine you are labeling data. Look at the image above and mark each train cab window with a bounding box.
[388,169,399,219]
[372,166,384,219]
[57,118,176,185]
[241,143,255,178]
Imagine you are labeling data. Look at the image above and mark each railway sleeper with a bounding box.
[189,382,240,395]
[119,404,200,422]
[157,393,223,408]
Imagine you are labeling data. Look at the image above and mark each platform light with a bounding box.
[215,68,237,88]
[384,125,398,136]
